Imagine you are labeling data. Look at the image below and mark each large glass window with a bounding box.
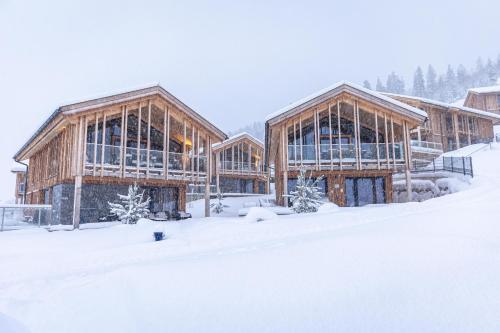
[345,177,385,207]
[301,116,315,161]
[358,108,378,160]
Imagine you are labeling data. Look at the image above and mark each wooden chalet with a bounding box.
[212,133,268,194]
[14,85,227,227]
[11,163,27,204]
[386,94,500,153]
[464,85,500,114]
[265,81,427,207]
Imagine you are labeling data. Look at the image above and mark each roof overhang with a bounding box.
[212,132,264,152]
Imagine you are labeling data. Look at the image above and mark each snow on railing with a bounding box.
[0,204,52,232]
[410,140,443,151]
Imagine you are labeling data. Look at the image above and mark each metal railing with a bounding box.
[288,142,404,164]
[410,140,443,151]
[86,143,207,175]
[0,204,52,231]
[411,156,473,177]
[218,161,264,174]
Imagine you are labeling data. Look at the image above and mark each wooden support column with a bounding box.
[352,100,359,170]
[403,121,412,202]
[391,116,396,170]
[72,116,85,230]
[417,126,422,142]
[453,112,460,149]
[162,105,167,177]
[191,125,195,176]
[137,102,142,177]
[100,113,106,177]
[146,100,151,178]
[166,109,170,179]
[82,116,88,174]
[215,152,220,193]
[328,103,333,170]
[282,125,288,207]
[119,106,125,177]
[314,109,319,170]
[375,111,380,169]
[183,119,186,178]
[299,116,303,166]
[337,101,342,170]
[467,116,472,145]
[92,114,98,176]
[122,106,128,177]
[293,121,297,167]
[197,128,200,179]
[204,134,211,217]
[384,113,390,169]
[356,100,362,170]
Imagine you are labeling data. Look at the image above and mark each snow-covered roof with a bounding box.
[467,85,500,94]
[265,81,427,124]
[11,162,27,173]
[384,93,500,121]
[14,84,228,160]
[451,98,465,107]
[212,132,264,151]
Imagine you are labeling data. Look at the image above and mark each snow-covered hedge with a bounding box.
[393,177,469,203]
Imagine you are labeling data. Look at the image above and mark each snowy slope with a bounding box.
[1,146,500,332]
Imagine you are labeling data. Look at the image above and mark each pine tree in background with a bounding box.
[412,66,426,97]
[456,64,469,99]
[375,77,386,92]
[285,167,324,214]
[363,80,372,90]
[386,72,405,94]
[108,184,150,224]
[444,65,458,102]
[486,59,497,85]
[425,65,437,99]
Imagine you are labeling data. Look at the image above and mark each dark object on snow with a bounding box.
[153,231,165,241]
[171,211,192,221]
[98,213,119,222]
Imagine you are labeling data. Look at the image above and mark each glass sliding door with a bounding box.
[345,177,386,207]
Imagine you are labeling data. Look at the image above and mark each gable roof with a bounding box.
[384,93,500,121]
[467,85,500,94]
[212,132,264,151]
[265,81,427,125]
[14,84,227,160]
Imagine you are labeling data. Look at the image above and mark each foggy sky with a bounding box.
[1,0,499,201]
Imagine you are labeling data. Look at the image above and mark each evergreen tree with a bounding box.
[456,64,469,98]
[108,183,150,224]
[210,192,229,214]
[386,72,405,94]
[444,65,458,102]
[285,167,324,213]
[412,66,426,97]
[363,80,372,90]
[375,77,386,92]
[485,58,497,85]
[426,65,437,99]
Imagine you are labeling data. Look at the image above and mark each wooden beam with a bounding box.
[122,106,128,177]
[384,113,390,170]
[137,102,142,177]
[92,113,98,176]
[337,101,342,170]
[375,111,380,170]
[166,107,170,180]
[391,116,396,170]
[119,106,125,177]
[100,113,106,177]
[163,104,167,178]
[72,116,85,229]
[146,100,151,179]
[328,103,333,170]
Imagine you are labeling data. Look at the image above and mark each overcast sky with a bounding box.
[1,0,499,201]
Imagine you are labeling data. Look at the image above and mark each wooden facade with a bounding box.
[387,94,499,152]
[212,133,268,194]
[14,85,227,226]
[265,82,426,207]
[464,87,500,114]
[11,167,26,204]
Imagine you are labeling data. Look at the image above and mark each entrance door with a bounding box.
[345,177,385,207]
[148,187,179,213]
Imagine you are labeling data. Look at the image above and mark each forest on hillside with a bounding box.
[363,55,500,103]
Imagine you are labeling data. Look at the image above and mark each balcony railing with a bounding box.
[218,160,263,175]
[410,140,443,151]
[288,142,404,165]
[85,143,207,177]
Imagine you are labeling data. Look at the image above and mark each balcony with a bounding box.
[85,143,207,179]
[218,160,264,176]
[287,142,404,169]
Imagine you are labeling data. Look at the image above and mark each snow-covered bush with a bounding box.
[436,177,469,195]
[244,207,278,222]
[317,202,339,213]
[108,183,150,224]
[210,192,229,214]
[285,167,324,213]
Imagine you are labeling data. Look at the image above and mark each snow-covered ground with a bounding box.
[2,146,500,332]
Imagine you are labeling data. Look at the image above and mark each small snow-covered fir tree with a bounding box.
[285,167,324,213]
[210,191,228,214]
[108,183,150,224]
